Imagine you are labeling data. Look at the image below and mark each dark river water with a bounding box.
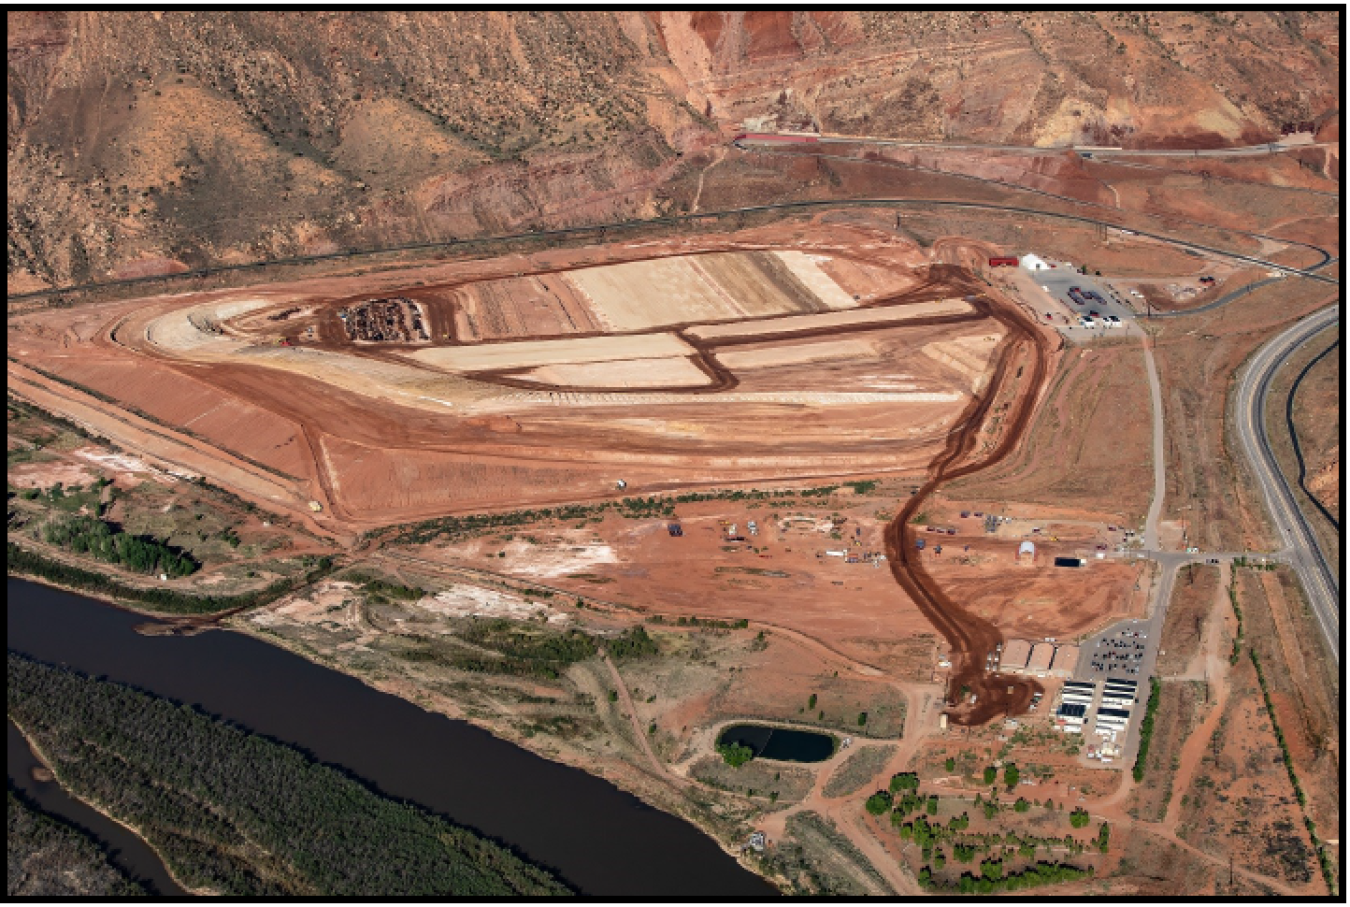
[9,721,187,895]
[6,579,777,897]
[718,724,836,763]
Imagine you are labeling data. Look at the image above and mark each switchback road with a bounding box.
[1232,303,1341,665]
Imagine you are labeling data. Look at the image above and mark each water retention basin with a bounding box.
[717,724,835,763]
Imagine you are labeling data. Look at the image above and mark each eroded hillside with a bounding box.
[7,10,1339,292]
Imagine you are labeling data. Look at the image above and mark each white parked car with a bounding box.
[1105,315,1122,327]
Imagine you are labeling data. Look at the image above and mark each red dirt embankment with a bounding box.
[883,291,1054,726]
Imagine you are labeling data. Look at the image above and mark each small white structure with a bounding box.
[1020,253,1050,271]
[1017,540,1036,563]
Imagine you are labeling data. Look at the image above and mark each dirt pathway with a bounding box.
[1141,335,1167,551]
[883,289,1055,725]
[835,808,919,895]
[761,685,940,894]
[1161,562,1233,830]
[600,651,688,788]
[1133,821,1303,896]
[691,147,726,214]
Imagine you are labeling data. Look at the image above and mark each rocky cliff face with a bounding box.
[7,10,1339,291]
[652,10,1339,147]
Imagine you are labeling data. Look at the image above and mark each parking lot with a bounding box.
[1078,619,1152,683]
[1032,269,1141,342]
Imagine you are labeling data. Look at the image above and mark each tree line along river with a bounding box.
[6,578,777,897]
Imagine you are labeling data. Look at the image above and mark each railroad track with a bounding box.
[9,189,1333,306]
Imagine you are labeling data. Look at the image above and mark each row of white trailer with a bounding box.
[1054,678,1141,740]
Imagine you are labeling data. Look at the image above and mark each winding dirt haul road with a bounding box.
[883,284,1055,726]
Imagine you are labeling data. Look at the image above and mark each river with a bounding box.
[6,579,777,896]
[9,721,187,895]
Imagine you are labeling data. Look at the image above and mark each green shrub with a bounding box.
[864,790,894,815]
[717,743,754,768]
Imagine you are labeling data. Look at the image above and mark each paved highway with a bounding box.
[1077,142,1333,159]
[795,132,1332,158]
[1152,256,1340,319]
[1233,303,1341,665]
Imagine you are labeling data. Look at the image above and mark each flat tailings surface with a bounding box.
[883,291,1052,726]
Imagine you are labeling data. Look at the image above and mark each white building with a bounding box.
[1020,253,1051,271]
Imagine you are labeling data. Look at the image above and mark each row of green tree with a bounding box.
[1249,650,1336,895]
[648,614,749,630]
[42,515,199,578]
[389,483,857,545]
[1132,677,1163,782]
[980,763,1020,788]
[919,859,1093,893]
[8,542,333,616]
[7,654,571,897]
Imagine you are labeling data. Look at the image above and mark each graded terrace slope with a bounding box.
[8,222,993,529]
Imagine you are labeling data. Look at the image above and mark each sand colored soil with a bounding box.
[49,355,312,480]
[7,459,101,490]
[949,341,1154,527]
[713,337,880,370]
[925,548,1145,641]
[1154,564,1221,676]
[517,357,712,389]
[685,298,973,340]
[407,332,695,371]
[451,272,605,341]
[1128,679,1209,823]
[772,251,862,310]
[563,250,841,331]
[1175,654,1322,890]
[12,222,1008,530]
[417,583,573,625]
[920,333,1005,391]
